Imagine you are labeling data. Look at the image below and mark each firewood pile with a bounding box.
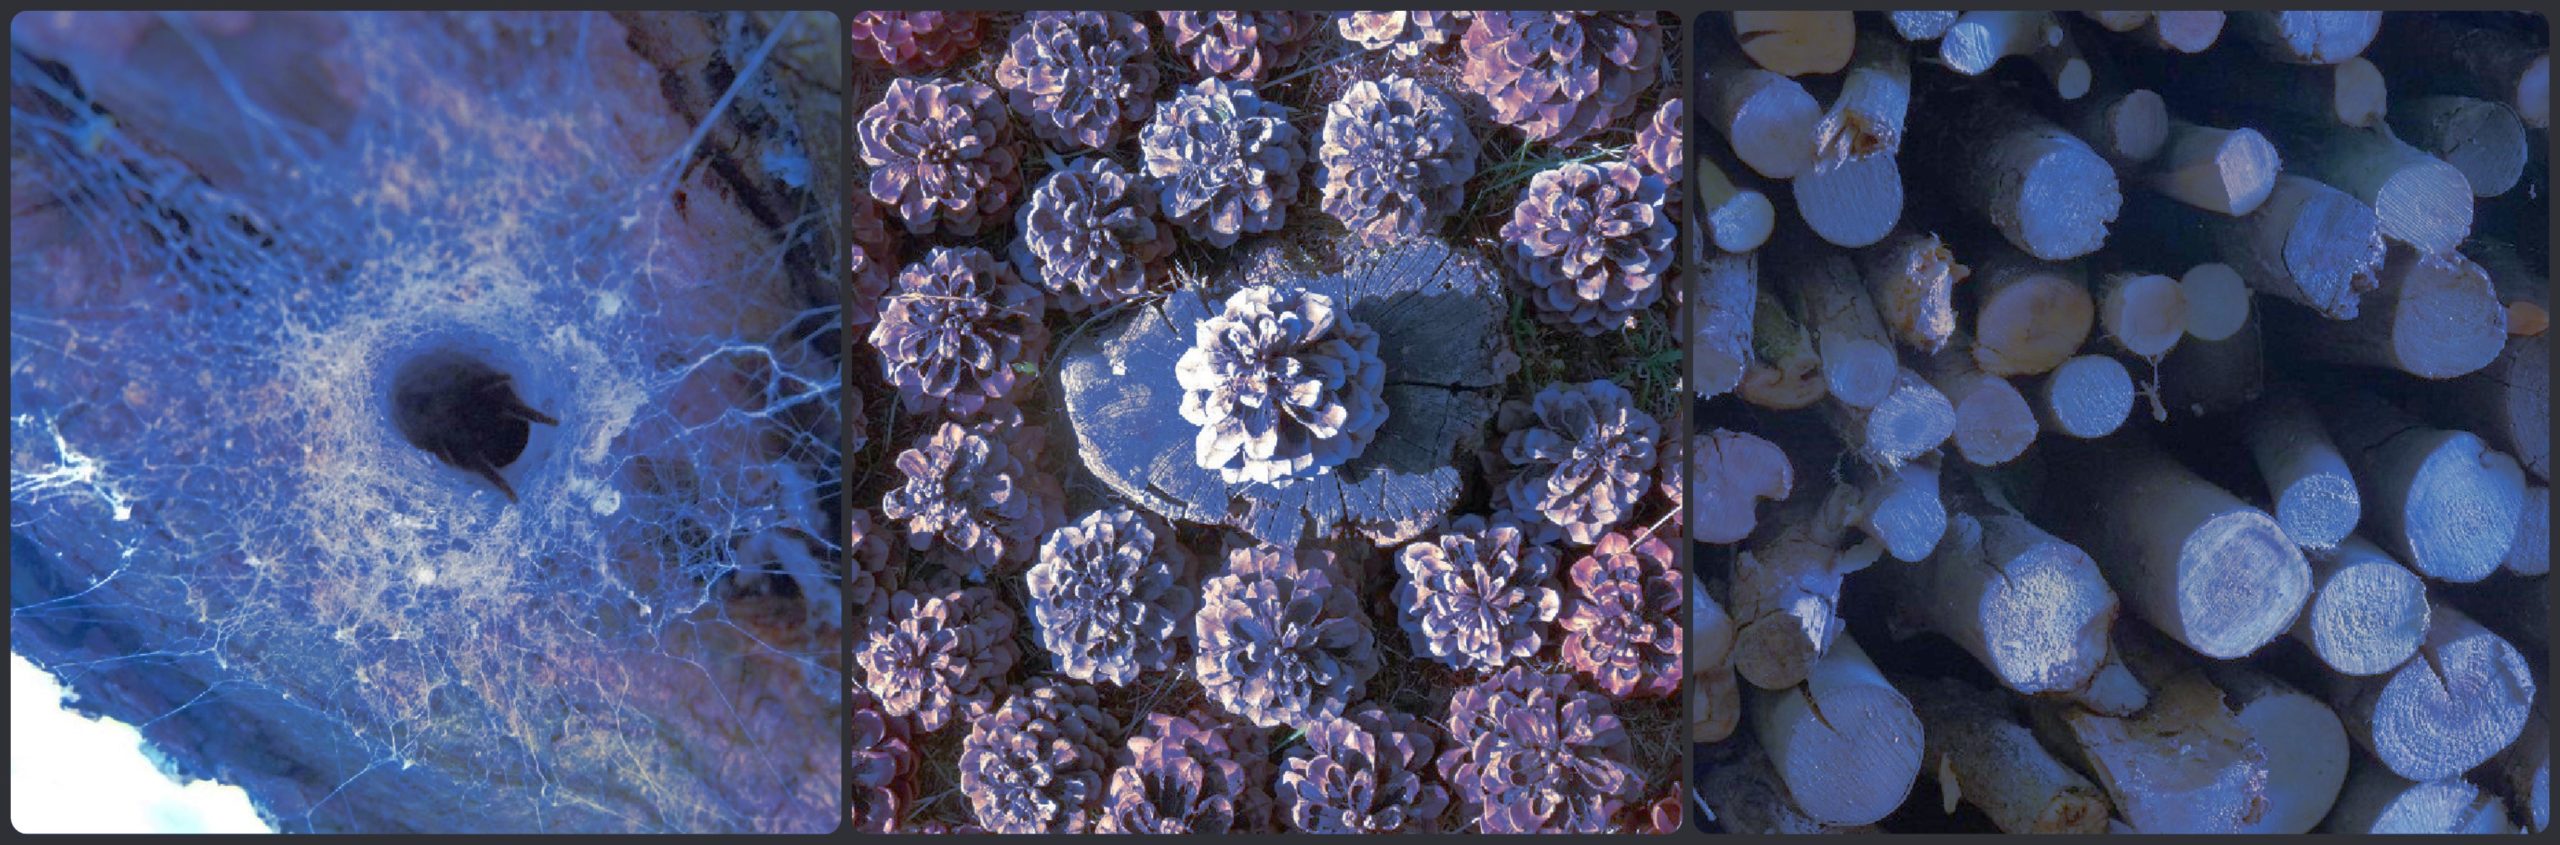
[1689,10,2549,835]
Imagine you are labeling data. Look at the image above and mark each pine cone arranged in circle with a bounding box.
[1318,75,1479,247]
[858,78,1023,237]
[958,679,1121,833]
[855,586,1019,734]
[1192,544,1379,731]
[868,245,1047,417]
[1278,703,1453,832]
[1435,666,1641,833]
[1392,515,1563,674]
[1141,78,1306,248]
[1496,379,1662,545]
[1559,530,1684,698]
[1458,12,1662,147]
[1009,157,1172,315]
[993,12,1159,150]
[1025,506,1198,685]
[1500,160,1675,334]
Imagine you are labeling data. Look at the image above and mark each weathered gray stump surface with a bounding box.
[1057,239,1514,547]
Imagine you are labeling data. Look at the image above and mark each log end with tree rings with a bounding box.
[2174,509,2310,659]
[2296,537,2430,677]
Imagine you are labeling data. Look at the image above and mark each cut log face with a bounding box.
[1923,338,2037,467]
[2292,536,2430,676]
[1940,11,2058,76]
[2144,11,2226,53]
[2179,262,2252,342]
[1057,239,1510,548]
[2051,437,2309,659]
[2146,121,2281,217]
[2316,386,2526,582]
[2037,355,2134,440]
[1970,250,2096,376]
[2097,271,2189,358]
[2431,241,2550,481]
[1792,152,1902,248]
[1851,455,1944,563]
[1705,57,1822,180]
[1730,514,1848,691]
[2283,127,2476,256]
[2334,604,2537,783]
[2234,10,2383,65]
[1733,11,1856,76]
[2276,247,2508,380]
[1836,366,1957,466]
[2325,755,2519,833]
[2208,174,2384,320]
[1750,633,1924,827]
[2390,95,2529,198]
[1904,675,2112,834]
[1691,428,1794,545]
[1889,11,1958,42]
[1698,157,1776,253]
[1859,230,1967,355]
[1741,285,1827,410]
[1786,250,1898,408]
[1903,505,2118,695]
[2243,389,2361,550]
[2069,88,2169,165]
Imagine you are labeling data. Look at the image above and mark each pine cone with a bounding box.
[1318,76,1479,247]
[1335,11,1472,58]
[1026,506,1198,685]
[1141,79,1306,247]
[858,78,1023,237]
[868,245,1047,416]
[1459,12,1662,147]
[878,418,1063,581]
[1435,667,1640,833]
[993,12,1159,150]
[855,586,1019,733]
[1098,709,1275,833]
[1158,12,1322,81]
[1501,161,1674,334]
[1009,157,1172,314]
[1559,530,1683,698]
[1392,515,1563,673]
[849,11,989,74]
[958,679,1121,833]
[1497,379,1662,545]
[850,687,914,832]
[1278,703,1453,832]
[1192,544,1379,731]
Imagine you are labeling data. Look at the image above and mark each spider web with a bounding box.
[9,11,843,833]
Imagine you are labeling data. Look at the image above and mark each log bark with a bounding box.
[1889,485,2118,695]
[1921,337,2036,467]
[1813,30,1910,165]
[2314,384,2526,582]
[1691,428,1794,546]
[1697,153,1776,253]
[2231,11,2383,65]
[2095,269,2188,359]
[1791,149,1901,248]
[1733,11,1857,76]
[1887,11,1957,42]
[2267,247,2506,379]
[2277,126,2475,256]
[2324,759,2520,833]
[2064,88,2168,166]
[2365,13,2550,129]
[1847,454,1944,563]
[2145,120,2281,216]
[1902,676,2111,834]
[2031,626,2272,833]
[1692,250,1756,400]
[1856,228,1966,355]
[1913,90,2121,260]
[2290,534,2430,676]
[1968,248,2095,377]
[2045,436,2309,659]
[1749,632,1925,827]
[2158,302,2266,419]
[1939,11,2059,76]
[2490,710,2550,832]
[2155,51,2388,129]
[2331,602,2538,782]
[1740,284,1827,410]
[1704,39,1822,180]
[2424,240,2550,481]
[2509,484,2549,577]
[2035,354,2134,440]
[2389,95,2529,198]
[1828,365,1957,467]
[2243,388,2362,550]
[2202,664,2351,834]
[2141,11,2226,53]
[1781,249,1897,409]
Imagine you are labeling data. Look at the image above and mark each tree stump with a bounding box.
[1056,238,1515,547]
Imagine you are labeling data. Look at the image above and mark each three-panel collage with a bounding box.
[4,7,2548,839]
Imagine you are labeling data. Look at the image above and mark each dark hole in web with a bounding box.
[390,348,557,501]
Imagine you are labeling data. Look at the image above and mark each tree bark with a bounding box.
[1813,30,1911,165]
[2365,13,2550,129]
[1781,248,1898,409]
[2267,247,2506,380]
[1903,675,2111,833]
[2031,625,2271,833]
[2231,11,2383,65]
[1740,284,1828,410]
[1692,250,1756,400]
[2276,126,2475,256]
[2390,95,2529,198]
[1856,228,1966,355]
[2324,759,2519,833]
[2201,663,2353,834]
[1913,89,2121,260]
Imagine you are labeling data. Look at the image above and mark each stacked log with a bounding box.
[1692,10,2549,834]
